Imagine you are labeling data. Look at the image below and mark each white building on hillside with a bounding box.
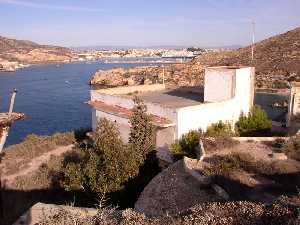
[89,66,255,161]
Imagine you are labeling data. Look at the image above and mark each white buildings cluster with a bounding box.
[74,48,218,61]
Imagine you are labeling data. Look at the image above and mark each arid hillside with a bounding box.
[192,26,300,88]
[0,36,73,64]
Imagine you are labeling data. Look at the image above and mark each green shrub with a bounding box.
[272,80,289,89]
[128,97,156,161]
[283,135,300,161]
[206,121,235,137]
[235,106,272,137]
[63,98,156,194]
[73,127,92,142]
[170,130,201,160]
[64,119,139,193]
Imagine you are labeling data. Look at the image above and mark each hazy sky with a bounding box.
[0,0,299,47]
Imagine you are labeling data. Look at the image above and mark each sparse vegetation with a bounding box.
[39,197,300,225]
[283,135,300,161]
[272,80,289,89]
[206,121,235,137]
[235,106,272,136]
[0,132,75,176]
[12,155,64,190]
[205,152,300,177]
[170,130,201,160]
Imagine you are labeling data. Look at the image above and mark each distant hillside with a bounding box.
[191,27,300,88]
[0,36,73,64]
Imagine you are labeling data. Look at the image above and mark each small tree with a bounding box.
[170,130,201,160]
[63,98,156,194]
[128,97,155,161]
[64,118,139,193]
[235,106,272,137]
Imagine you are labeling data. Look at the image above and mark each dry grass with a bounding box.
[0,132,75,176]
[202,136,239,153]
[205,152,300,177]
[12,154,65,190]
[283,135,300,161]
[38,197,300,225]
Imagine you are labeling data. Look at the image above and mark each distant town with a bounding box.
[73,47,232,61]
[0,46,234,72]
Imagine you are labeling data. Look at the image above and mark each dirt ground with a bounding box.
[1,144,73,188]
[135,140,300,216]
[134,160,222,216]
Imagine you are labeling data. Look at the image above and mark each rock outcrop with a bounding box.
[90,63,204,87]
[90,66,160,86]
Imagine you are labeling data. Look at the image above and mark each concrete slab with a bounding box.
[126,86,204,108]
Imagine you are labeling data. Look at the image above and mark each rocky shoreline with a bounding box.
[90,62,204,87]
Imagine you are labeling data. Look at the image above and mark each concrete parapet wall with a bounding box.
[177,98,240,137]
[95,84,166,95]
[91,89,178,123]
[91,90,135,109]
[176,67,254,138]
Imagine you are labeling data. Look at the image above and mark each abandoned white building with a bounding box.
[89,66,255,160]
[287,82,300,133]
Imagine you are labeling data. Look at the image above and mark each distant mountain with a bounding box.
[0,36,73,64]
[191,27,300,88]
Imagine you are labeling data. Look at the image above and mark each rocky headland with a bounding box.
[90,63,204,87]
[0,36,73,71]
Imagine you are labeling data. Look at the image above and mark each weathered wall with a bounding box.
[94,110,131,142]
[156,126,176,162]
[204,67,235,102]
[95,84,165,95]
[287,83,300,127]
[91,89,178,124]
[93,109,175,154]
[176,67,254,138]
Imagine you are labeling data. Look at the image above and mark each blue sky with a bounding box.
[0,0,299,47]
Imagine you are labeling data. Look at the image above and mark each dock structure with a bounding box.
[0,90,25,152]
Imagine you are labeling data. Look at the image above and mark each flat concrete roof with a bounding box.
[121,86,204,108]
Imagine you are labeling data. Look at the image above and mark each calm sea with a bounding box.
[0,61,288,146]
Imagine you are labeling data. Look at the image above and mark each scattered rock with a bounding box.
[212,184,230,200]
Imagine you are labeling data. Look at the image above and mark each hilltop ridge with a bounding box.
[191,26,300,88]
[0,36,73,69]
